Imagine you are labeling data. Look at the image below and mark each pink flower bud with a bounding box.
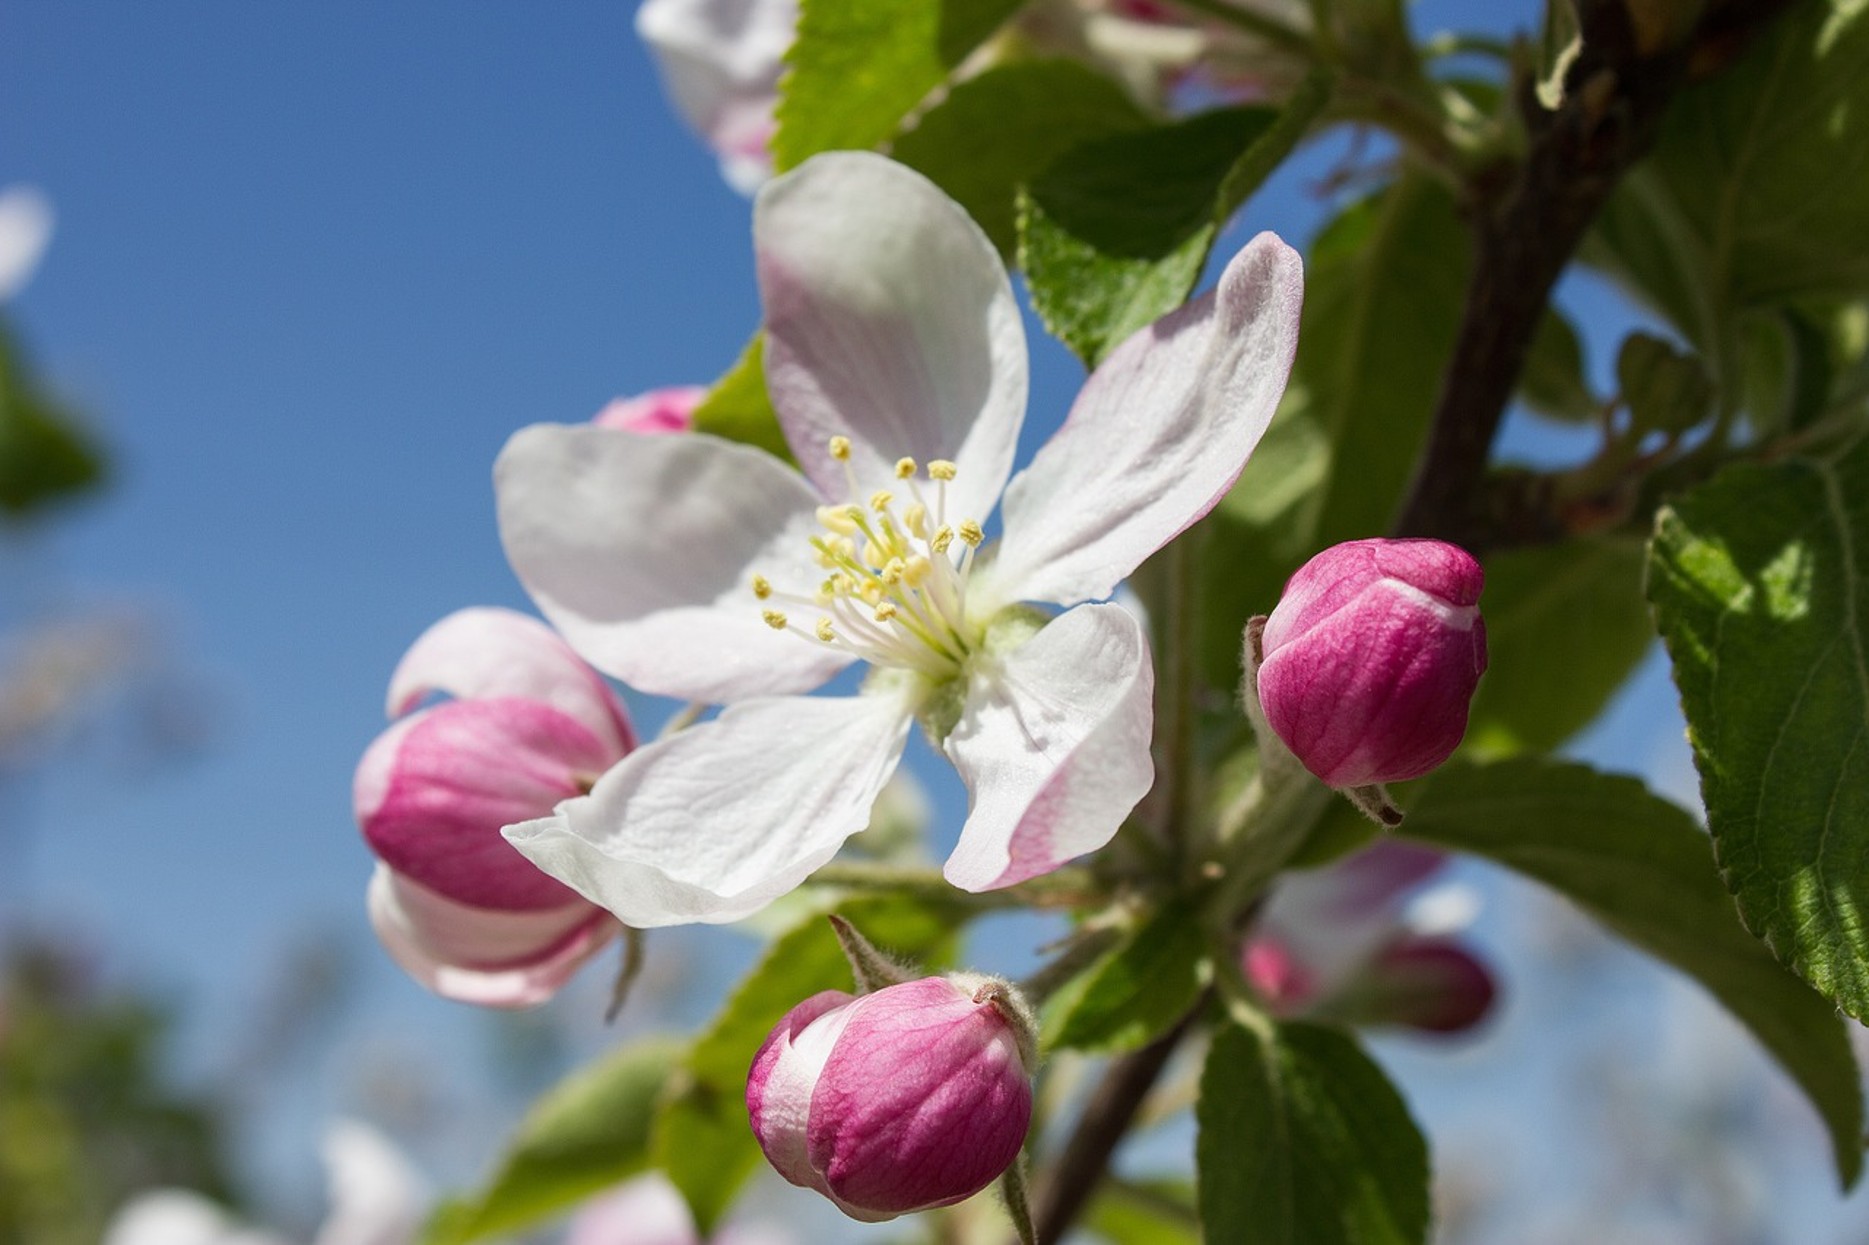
[746,975,1034,1222]
[1257,538,1486,788]
[592,386,706,435]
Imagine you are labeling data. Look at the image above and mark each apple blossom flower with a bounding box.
[593,385,706,435]
[0,185,53,302]
[747,975,1035,1222]
[1245,839,1496,1035]
[636,0,796,194]
[104,1121,426,1245]
[354,608,632,1006]
[495,152,1301,925]
[567,1173,793,1245]
[1256,538,1487,789]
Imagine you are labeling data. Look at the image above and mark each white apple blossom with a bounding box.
[636,0,796,193]
[494,151,1301,927]
[0,185,54,302]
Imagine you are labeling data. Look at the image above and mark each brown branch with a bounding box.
[1027,1000,1205,1245]
[1390,0,1800,548]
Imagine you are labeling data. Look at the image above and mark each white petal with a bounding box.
[757,152,1027,520]
[385,606,632,756]
[496,423,853,701]
[367,866,617,1009]
[637,0,794,192]
[0,186,53,302]
[981,233,1303,608]
[564,1174,699,1245]
[504,692,911,927]
[102,1192,287,1245]
[943,604,1154,891]
[313,1121,428,1245]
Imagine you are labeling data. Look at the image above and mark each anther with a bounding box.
[869,489,894,513]
[932,526,955,554]
[903,556,932,586]
[959,520,985,547]
[904,503,928,538]
[818,505,859,535]
[750,574,772,600]
[895,457,917,479]
[928,460,957,481]
[881,558,906,586]
[762,609,789,631]
[828,436,851,461]
[815,618,836,642]
[873,602,899,623]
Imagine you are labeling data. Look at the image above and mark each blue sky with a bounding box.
[4,2,1867,1239]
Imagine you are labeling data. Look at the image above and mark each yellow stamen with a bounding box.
[750,574,772,600]
[903,556,932,586]
[818,505,860,535]
[932,526,955,554]
[861,541,886,569]
[904,503,928,538]
[828,436,851,461]
[762,609,789,631]
[895,457,917,479]
[928,460,957,481]
[869,489,894,513]
[873,602,898,623]
[881,557,906,586]
[958,519,984,547]
[815,618,836,642]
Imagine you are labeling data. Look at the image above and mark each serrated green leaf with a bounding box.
[1019,74,1325,369]
[1198,1021,1429,1245]
[1048,906,1207,1054]
[1396,758,1864,1187]
[689,333,792,463]
[773,0,1023,171]
[893,60,1149,256]
[1647,436,1869,1030]
[1464,538,1653,757]
[418,1037,682,1245]
[652,895,967,1230]
[1587,1,1869,341]
[0,320,105,519]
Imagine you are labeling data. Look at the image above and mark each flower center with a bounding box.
[752,437,986,679]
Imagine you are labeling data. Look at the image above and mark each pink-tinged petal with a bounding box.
[385,607,633,757]
[313,1121,427,1245]
[356,699,609,911]
[1336,935,1497,1036]
[592,386,706,435]
[748,990,859,1201]
[496,422,854,701]
[981,233,1303,609]
[637,0,794,193]
[0,186,53,302]
[943,604,1154,891]
[504,692,912,927]
[757,153,1027,519]
[1307,840,1447,919]
[367,866,617,1009]
[1242,936,1317,1014]
[807,978,1031,1219]
[566,1174,702,1245]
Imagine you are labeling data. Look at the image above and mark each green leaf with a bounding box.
[652,895,966,1230]
[1464,538,1654,757]
[1588,2,1869,340]
[419,1038,682,1245]
[1396,758,1865,1187]
[1019,73,1326,368]
[0,320,105,519]
[1086,1179,1200,1245]
[1048,905,1207,1054]
[1648,435,1869,1030]
[689,333,792,463]
[1198,1021,1430,1245]
[892,59,1149,256]
[1519,308,1598,423]
[774,0,1023,171]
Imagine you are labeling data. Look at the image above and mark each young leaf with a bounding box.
[1047,904,1207,1054]
[1018,73,1326,369]
[1519,308,1598,423]
[689,333,792,464]
[1198,1021,1430,1245]
[1396,758,1865,1187]
[652,895,965,1229]
[1086,1179,1201,1245]
[0,321,105,518]
[1463,538,1653,757]
[774,0,1023,171]
[419,1038,682,1245]
[1648,435,1869,1035]
[892,59,1149,256]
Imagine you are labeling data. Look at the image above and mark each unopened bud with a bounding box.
[747,975,1034,1222]
[1256,538,1486,788]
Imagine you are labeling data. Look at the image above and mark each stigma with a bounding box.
[751,440,986,678]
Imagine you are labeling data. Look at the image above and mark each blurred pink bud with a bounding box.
[1257,538,1486,787]
[592,386,706,435]
[1353,937,1497,1034]
[354,608,633,1006]
[747,975,1034,1222]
